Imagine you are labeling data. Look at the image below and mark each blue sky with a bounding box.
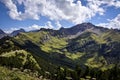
[0,0,120,33]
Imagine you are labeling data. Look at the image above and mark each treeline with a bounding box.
[0,36,20,54]
[43,65,120,80]
[0,51,40,71]
[0,51,120,80]
[0,57,120,80]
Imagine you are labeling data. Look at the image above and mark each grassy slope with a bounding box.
[0,49,46,80]
[14,31,68,53]
[0,28,120,79]
[0,50,40,69]
[13,32,73,72]
[0,66,42,80]
[6,29,120,70]
[65,30,120,68]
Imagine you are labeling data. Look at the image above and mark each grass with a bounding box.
[0,50,40,70]
[85,53,101,68]
[66,52,85,60]
[0,66,43,80]
[91,33,106,44]
[102,30,120,42]
[14,31,47,45]
[15,31,68,53]
[41,37,68,53]
[85,53,108,68]
[12,29,120,70]
[101,64,115,71]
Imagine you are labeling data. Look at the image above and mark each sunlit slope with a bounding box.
[11,27,120,69]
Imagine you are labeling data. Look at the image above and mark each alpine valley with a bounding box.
[0,23,120,80]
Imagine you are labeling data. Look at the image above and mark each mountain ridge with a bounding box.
[10,28,26,37]
[0,22,119,37]
[0,29,7,39]
[0,22,120,79]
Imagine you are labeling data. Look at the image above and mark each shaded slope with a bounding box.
[1,23,120,71]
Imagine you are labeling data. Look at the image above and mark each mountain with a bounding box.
[10,28,25,37]
[0,29,26,39]
[0,23,120,80]
[59,23,94,35]
[0,29,7,39]
[0,29,5,34]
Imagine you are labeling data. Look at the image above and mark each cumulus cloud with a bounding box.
[1,0,120,29]
[4,27,19,33]
[27,24,41,31]
[24,21,54,31]
[1,0,115,23]
[0,0,22,20]
[26,21,54,31]
[55,21,62,30]
[4,21,55,33]
[98,14,120,29]
[44,21,54,29]
[87,0,120,8]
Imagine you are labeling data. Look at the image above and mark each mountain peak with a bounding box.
[40,28,55,32]
[59,27,65,30]
[80,22,94,26]
[0,29,7,39]
[19,28,25,31]
[59,22,95,35]
[74,22,95,29]
[10,28,25,37]
[0,29,5,34]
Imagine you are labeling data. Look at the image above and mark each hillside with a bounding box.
[0,23,120,80]
[0,66,44,80]
[12,23,120,68]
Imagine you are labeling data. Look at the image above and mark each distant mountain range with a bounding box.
[10,28,25,37]
[0,28,25,39]
[0,29,7,39]
[0,23,120,80]
[0,23,119,39]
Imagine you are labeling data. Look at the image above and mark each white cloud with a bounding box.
[87,0,120,7]
[55,21,62,30]
[4,21,54,33]
[115,1,120,8]
[87,0,105,15]
[4,27,19,33]
[98,14,120,29]
[23,21,54,31]
[5,25,41,33]
[0,0,108,23]
[0,0,22,20]
[44,21,54,29]
[27,24,41,31]
[1,0,120,26]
